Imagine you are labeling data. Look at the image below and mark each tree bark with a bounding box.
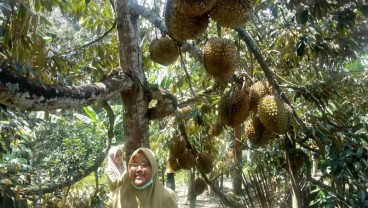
[287,153,302,208]
[115,0,150,157]
[0,65,133,111]
[232,126,243,195]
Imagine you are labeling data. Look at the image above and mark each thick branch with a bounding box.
[146,84,177,120]
[0,66,133,111]
[130,4,168,34]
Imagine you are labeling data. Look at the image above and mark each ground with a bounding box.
[175,178,232,208]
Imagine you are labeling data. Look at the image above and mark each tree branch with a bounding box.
[0,65,133,111]
[146,84,177,120]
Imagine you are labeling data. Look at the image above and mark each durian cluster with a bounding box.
[246,81,292,147]
[149,0,255,80]
[218,81,292,147]
[167,135,214,175]
[165,0,255,41]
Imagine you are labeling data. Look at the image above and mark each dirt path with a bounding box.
[175,178,232,208]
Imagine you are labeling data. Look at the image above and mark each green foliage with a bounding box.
[1,0,368,207]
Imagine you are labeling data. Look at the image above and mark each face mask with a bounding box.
[131,177,154,190]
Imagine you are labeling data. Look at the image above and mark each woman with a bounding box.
[110,147,178,208]
[105,145,126,194]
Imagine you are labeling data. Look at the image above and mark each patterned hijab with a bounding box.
[110,147,178,208]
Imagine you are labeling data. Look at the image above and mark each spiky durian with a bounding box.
[178,149,196,170]
[196,153,213,174]
[172,0,217,16]
[245,116,275,147]
[168,155,181,171]
[249,80,272,112]
[258,95,290,134]
[149,36,179,66]
[203,37,238,83]
[210,0,254,29]
[168,136,186,158]
[218,88,251,128]
[166,0,209,41]
[194,178,207,196]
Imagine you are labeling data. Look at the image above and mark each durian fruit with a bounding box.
[178,149,196,170]
[172,0,217,16]
[168,136,186,158]
[258,95,290,134]
[203,37,238,83]
[149,36,179,66]
[168,155,181,171]
[165,0,209,41]
[245,116,276,147]
[249,80,271,112]
[196,153,213,174]
[210,0,254,29]
[218,88,251,128]
[194,178,207,196]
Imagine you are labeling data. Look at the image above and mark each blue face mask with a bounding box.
[131,177,154,190]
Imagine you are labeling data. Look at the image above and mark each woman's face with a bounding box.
[129,152,152,187]
[114,149,123,166]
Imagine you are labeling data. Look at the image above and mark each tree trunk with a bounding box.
[115,0,150,157]
[189,169,196,208]
[287,154,302,208]
[232,126,242,195]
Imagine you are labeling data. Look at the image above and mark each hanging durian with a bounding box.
[258,95,290,134]
[168,136,186,158]
[172,0,217,16]
[194,178,207,196]
[210,0,254,29]
[218,88,251,128]
[149,36,179,66]
[178,149,196,170]
[168,155,181,171]
[249,80,272,112]
[166,0,209,41]
[245,116,276,147]
[203,37,239,83]
[196,152,214,174]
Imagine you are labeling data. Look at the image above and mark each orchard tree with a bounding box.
[1,0,367,207]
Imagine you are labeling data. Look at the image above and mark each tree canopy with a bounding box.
[1,0,367,207]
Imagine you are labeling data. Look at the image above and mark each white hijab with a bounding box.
[107,146,125,176]
[106,145,126,193]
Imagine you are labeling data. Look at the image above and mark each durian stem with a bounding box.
[179,46,196,98]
